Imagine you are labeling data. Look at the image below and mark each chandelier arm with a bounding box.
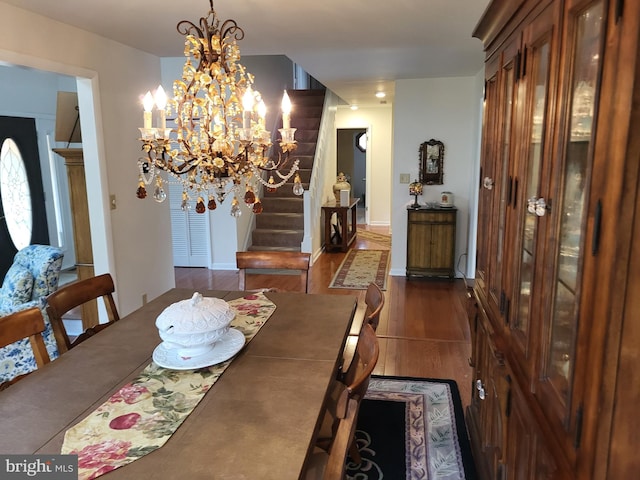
[219,20,244,43]
[176,20,206,43]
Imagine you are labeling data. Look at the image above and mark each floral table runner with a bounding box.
[61,293,276,480]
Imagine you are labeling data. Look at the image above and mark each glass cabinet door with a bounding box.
[476,59,500,293]
[543,0,604,413]
[488,37,520,321]
[511,20,553,355]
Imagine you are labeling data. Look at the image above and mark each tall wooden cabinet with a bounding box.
[468,0,640,478]
[52,148,98,330]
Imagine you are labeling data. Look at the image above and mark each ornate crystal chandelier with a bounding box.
[136,0,302,216]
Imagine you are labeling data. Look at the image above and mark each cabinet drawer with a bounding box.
[408,210,455,223]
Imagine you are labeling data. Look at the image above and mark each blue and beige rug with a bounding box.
[347,376,477,480]
[328,249,390,290]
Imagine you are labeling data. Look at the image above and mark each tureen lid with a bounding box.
[155,292,235,334]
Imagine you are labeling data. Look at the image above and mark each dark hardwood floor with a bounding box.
[174,225,473,408]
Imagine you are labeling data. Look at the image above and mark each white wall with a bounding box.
[335,105,393,227]
[390,76,483,278]
[0,3,173,315]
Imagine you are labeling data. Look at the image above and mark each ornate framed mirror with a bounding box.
[419,139,444,185]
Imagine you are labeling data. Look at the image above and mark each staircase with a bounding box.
[249,89,325,251]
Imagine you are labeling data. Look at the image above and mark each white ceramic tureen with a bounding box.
[155,292,235,357]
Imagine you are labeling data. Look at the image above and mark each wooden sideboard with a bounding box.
[406,206,456,279]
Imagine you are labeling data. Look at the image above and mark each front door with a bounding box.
[0,116,49,279]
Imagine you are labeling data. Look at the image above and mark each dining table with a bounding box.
[0,288,358,479]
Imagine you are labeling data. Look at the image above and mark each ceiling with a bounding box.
[1,0,490,107]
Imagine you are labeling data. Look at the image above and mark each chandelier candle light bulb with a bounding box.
[142,92,154,129]
[258,100,267,128]
[282,90,291,129]
[242,88,254,131]
[136,0,301,216]
[154,86,168,131]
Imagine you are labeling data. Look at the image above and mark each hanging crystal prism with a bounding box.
[153,176,167,203]
[230,197,242,217]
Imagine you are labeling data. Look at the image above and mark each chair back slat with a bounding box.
[46,273,119,353]
[236,251,311,293]
[342,323,379,404]
[0,307,50,389]
[364,282,384,331]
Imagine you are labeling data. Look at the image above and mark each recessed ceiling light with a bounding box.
[350,104,359,111]
[375,91,386,98]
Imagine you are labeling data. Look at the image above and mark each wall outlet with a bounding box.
[399,173,411,184]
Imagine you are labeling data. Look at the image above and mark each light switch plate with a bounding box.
[399,173,411,184]
[110,194,117,210]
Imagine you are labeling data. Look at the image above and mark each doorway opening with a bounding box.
[337,128,368,225]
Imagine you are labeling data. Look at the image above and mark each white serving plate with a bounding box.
[152,328,245,370]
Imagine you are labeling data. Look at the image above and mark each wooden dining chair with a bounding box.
[46,273,120,353]
[312,323,380,474]
[236,251,311,293]
[304,396,360,480]
[363,282,384,331]
[0,307,51,390]
[339,282,385,380]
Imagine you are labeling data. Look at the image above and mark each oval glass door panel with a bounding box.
[0,138,32,250]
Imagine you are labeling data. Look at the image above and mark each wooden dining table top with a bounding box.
[0,289,358,479]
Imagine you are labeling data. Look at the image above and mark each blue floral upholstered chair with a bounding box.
[0,245,64,383]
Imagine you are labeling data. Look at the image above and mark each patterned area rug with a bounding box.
[328,249,390,290]
[358,230,392,247]
[347,376,477,480]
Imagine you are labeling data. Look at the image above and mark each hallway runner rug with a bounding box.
[357,230,392,248]
[328,249,390,290]
[346,376,478,480]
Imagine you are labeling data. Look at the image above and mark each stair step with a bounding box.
[292,105,322,119]
[263,184,309,198]
[293,155,314,170]
[263,189,306,198]
[288,89,326,103]
[251,229,303,248]
[247,245,301,252]
[295,130,319,143]
[290,117,321,130]
[295,142,316,156]
[260,196,303,213]
[256,213,304,230]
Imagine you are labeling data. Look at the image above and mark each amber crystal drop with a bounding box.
[252,199,263,214]
[136,182,147,199]
[195,197,206,214]
[208,196,217,210]
[244,187,256,205]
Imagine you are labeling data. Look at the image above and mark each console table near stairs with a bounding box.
[322,198,359,253]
